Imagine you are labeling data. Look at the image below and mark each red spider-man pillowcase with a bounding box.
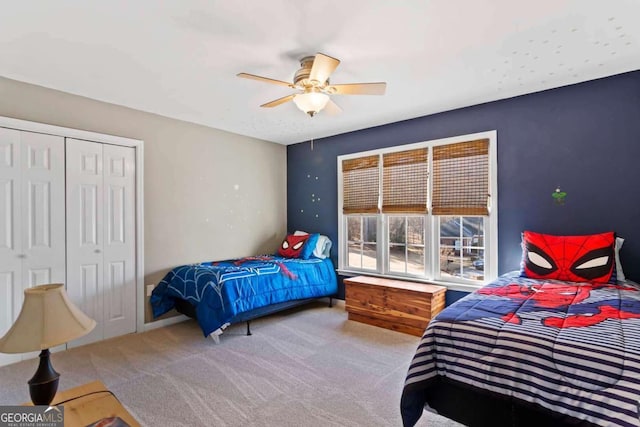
[278,234,310,258]
[277,233,319,259]
[520,231,616,283]
[278,234,309,258]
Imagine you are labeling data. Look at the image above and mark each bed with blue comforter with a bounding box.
[151,255,337,338]
[401,274,640,427]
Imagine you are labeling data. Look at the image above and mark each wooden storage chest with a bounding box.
[344,275,446,336]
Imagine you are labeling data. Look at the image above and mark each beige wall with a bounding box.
[0,77,287,323]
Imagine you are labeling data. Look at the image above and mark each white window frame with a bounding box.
[345,215,380,271]
[337,130,498,292]
[435,215,488,283]
[386,214,427,276]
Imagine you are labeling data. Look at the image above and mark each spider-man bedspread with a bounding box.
[150,256,337,337]
[401,275,640,427]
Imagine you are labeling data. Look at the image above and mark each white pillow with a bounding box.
[314,235,332,259]
[615,236,625,282]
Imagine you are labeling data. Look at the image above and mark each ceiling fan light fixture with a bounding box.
[293,92,330,117]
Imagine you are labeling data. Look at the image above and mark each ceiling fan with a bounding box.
[237,53,386,117]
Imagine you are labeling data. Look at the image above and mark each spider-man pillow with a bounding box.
[520,231,616,283]
[278,234,310,258]
[277,233,319,259]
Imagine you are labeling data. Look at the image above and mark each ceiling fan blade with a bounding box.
[237,73,292,88]
[260,94,295,108]
[309,53,340,84]
[324,99,342,115]
[330,82,387,95]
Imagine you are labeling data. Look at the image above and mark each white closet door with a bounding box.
[0,129,65,365]
[66,139,104,347]
[102,143,135,339]
[67,139,135,347]
[21,132,66,288]
[21,132,66,358]
[0,128,23,366]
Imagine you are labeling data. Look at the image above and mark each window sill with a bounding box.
[336,269,484,293]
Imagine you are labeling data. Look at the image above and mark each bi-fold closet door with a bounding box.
[0,128,66,366]
[66,138,136,348]
[0,128,137,368]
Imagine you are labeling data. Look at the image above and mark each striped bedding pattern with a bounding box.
[401,275,640,427]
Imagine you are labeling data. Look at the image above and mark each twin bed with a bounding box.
[151,233,337,341]
[402,231,640,427]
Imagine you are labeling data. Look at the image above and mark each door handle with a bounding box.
[17,254,26,259]
[94,249,101,254]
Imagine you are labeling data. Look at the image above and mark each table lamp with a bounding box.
[0,283,96,405]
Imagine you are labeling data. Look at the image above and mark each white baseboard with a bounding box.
[143,314,190,331]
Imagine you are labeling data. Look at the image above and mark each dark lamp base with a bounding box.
[28,349,60,406]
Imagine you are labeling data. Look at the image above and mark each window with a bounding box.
[388,215,425,275]
[347,216,378,270]
[439,216,485,281]
[338,131,497,289]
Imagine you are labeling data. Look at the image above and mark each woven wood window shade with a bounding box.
[382,148,428,213]
[342,155,380,214]
[432,139,489,215]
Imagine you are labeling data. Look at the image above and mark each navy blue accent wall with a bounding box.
[288,71,640,301]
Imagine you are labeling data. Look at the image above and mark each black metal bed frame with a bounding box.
[174,296,334,337]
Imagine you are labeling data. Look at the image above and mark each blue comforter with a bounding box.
[151,256,337,337]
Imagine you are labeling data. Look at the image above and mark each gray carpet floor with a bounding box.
[0,300,463,427]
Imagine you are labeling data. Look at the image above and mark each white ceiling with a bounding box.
[1,1,639,145]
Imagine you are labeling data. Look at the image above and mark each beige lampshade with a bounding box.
[0,283,96,353]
